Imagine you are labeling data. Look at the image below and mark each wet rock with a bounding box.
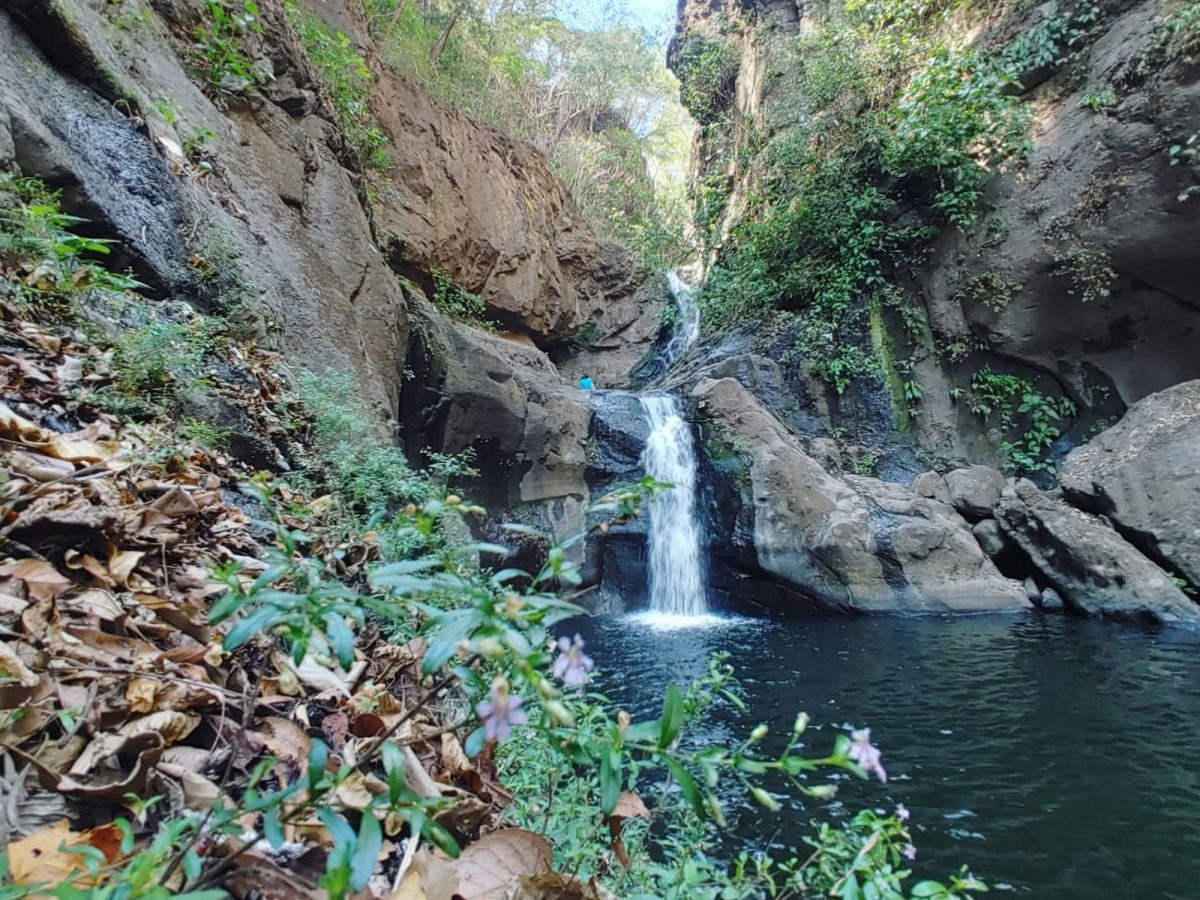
[944,465,1005,521]
[995,479,1200,626]
[692,377,1028,614]
[973,518,1010,559]
[1040,586,1065,611]
[912,471,950,503]
[1024,576,1041,604]
[1061,379,1200,588]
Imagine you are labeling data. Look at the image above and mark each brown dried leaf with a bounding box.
[8,450,74,482]
[440,733,473,776]
[504,873,618,900]
[0,642,40,687]
[0,559,73,602]
[446,829,553,900]
[0,402,45,439]
[7,819,91,885]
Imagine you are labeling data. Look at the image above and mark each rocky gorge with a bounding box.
[4,0,1198,628]
[2,0,1200,896]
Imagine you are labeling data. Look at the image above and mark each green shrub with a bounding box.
[192,0,270,93]
[969,367,1075,474]
[674,34,740,124]
[430,267,487,323]
[290,9,391,171]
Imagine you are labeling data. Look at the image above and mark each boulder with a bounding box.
[400,307,591,544]
[973,518,1010,559]
[912,471,950,502]
[944,465,1006,521]
[1061,379,1200,588]
[693,377,1028,614]
[995,479,1200,625]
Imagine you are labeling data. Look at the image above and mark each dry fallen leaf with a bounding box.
[0,642,40,688]
[0,559,73,602]
[442,829,553,900]
[6,818,120,885]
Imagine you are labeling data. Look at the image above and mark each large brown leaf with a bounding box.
[444,829,553,900]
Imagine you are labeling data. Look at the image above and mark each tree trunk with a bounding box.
[382,0,413,43]
[429,8,462,65]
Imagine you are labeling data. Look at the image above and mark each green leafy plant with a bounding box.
[430,268,487,323]
[0,175,146,313]
[290,8,391,171]
[673,33,740,125]
[969,367,1075,474]
[192,0,269,94]
[1080,86,1117,113]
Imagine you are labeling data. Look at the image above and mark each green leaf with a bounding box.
[263,808,284,850]
[659,683,685,749]
[222,605,278,650]
[460,542,511,557]
[382,742,405,803]
[308,739,329,789]
[350,813,382,891]
[909,882,948,898]
[599,746,622,814]
[839,874,861,900]
[501,523,547,539]
[324,611,356,669]
[464,725,487,759]
[662,755,704,819]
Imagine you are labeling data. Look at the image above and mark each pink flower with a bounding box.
[848,728,887,783]
[475,680,528,743]
[903,844,917,861]
[552,634,594,688]
[896,803,910,822]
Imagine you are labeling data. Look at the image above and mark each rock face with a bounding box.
[400,307,591,534]
[1061,379,1200,588]
[0,0,410,420]
[693,377,1028,613]
[673,0,1200,468]
[370,72,644,344]
[995,479,1200,625]
[944,466,1007,522]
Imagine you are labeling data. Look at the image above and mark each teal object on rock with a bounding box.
[580,377,595,391]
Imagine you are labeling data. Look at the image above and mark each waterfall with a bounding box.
[662,270,700,366]
[639,393,708,617]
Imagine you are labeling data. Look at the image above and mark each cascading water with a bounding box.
[639,393,709,617]
[662,270,701,368]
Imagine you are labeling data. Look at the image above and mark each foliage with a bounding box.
[430,267,487,323]
[999,1,1102,76]
[883,47,1030,228]
[1080,86,1117,112]
[698,0,1029,395]
[290,7,392,170]
[1150,1,1200,60]
[0,175,146,314]
[192,0,270,94]
[359,0,692,272]
[1050,241,1116,303]
[673,33,740,124]
[955,270,1017,312]
[969,367,1075,474]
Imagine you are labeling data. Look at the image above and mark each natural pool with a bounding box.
[572,611,1200,898]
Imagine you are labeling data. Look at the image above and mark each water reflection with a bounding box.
[573,612,1200,899]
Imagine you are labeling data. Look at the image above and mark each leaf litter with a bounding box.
[0,301,634,898]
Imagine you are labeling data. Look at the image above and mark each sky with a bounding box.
[560,0,679,41]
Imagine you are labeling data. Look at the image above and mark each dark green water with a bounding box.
[574,612,1200,898]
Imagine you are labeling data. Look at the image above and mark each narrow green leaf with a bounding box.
[350,813,383,891]
[659,683,685,749]
[662,755,704,820]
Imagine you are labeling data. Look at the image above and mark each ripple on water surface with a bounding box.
[572,612,1200,899]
